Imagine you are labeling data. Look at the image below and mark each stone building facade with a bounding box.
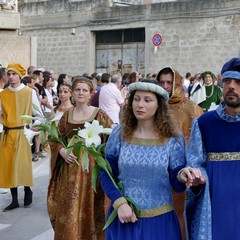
[0,0,240,77]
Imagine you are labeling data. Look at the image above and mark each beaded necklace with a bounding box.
[205,84,214,98]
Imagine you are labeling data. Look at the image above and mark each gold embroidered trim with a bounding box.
[129,137,167,146]
[208,152,240,161]
[113,197,128,211]
[68,107,99,124]
[139,203,174,218]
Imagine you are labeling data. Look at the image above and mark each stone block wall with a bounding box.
[146,14,240,76]
[0,35,32,68]
[12,0,240,76]
[35,29,88,76]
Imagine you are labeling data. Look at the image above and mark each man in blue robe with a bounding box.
[180,58,240,240]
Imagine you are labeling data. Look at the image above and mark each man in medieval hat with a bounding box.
[0,63,43,211]
[179,57,240,239]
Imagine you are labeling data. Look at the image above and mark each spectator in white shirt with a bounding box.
[99,74,124,124]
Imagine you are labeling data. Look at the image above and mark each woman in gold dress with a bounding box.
[47,77,113,240]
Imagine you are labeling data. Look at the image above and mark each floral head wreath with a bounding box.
[128,81,169,102]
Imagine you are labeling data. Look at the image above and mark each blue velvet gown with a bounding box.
[100,125,186,240]
[186,102,240,240]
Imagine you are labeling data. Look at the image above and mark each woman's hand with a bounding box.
[178,167,206,188]
[111,123,118,128]
[41,96,48,105]
[118,203,138,224]
[60,148,77,164]
[31,127,39,131]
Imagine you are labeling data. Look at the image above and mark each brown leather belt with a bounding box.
[3,125,29,135]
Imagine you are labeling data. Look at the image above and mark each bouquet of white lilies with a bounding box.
[21,104,112,182]
[22,110,65,147]
[21,104,140,229]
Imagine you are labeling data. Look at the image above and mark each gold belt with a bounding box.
[139,203,174,218]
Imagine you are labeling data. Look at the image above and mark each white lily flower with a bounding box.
[24,124,41,146]
[78,120,104,147]
[50,112,63,122]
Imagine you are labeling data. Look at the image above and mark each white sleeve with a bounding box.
[115,89,124,105]
[32,90,45,125]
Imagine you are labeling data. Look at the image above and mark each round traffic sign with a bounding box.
[152,34,162,46]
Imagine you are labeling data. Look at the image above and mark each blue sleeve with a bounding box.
[100,125,123,203]
[186,119,208,195]
[169,133,187,192]
[186,119,208,171]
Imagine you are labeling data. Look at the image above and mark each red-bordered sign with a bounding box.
[152,34,162,46]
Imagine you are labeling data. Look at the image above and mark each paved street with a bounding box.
[0,154,54,240]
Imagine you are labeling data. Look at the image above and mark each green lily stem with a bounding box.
[104,168,119,190]
[58,140,67,148]
[89,146,119,190]
[74,159,80,166]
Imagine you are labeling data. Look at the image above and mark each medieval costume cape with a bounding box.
[47,107,113,240]
[100,125,186,240]
[185,102,240,240]
[168,68,203,144]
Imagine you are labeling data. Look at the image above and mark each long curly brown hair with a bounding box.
[121,80,178,142]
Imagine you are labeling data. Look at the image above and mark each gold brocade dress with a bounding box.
[0,86,33,188]
[47,107,113,240]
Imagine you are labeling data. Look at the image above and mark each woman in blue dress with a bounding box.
[100,79,187,240]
